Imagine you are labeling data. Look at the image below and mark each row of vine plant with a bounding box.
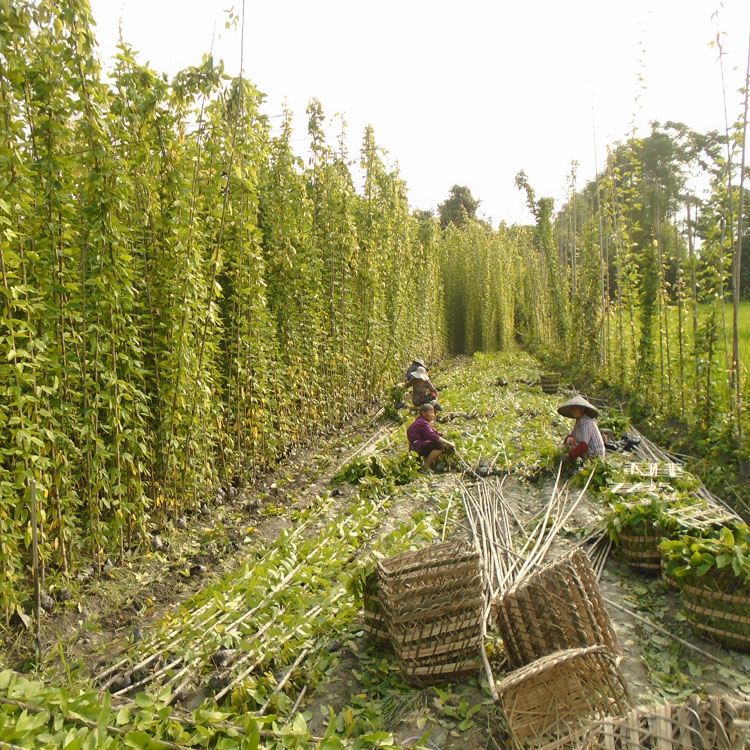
[6,0,745,620]
[515,114,750,498]
[0,1,527,617]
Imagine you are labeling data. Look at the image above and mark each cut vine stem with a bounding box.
[257,646,310,716]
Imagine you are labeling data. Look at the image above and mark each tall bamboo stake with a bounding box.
[676,221,686,417]
[687,196,700,408]
[593,106,607,367]
[718,31,739,417]
[30,479,41,664]
[732,27,750,445]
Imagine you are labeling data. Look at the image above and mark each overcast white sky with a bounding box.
[89,0,750,226]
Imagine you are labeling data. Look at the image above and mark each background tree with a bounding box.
[438,185,480,228]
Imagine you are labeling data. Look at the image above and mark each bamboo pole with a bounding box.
[601,596,729,669]
[95,516,318,685]
[283,685,308,726]
[731,27,750,445]
[30,480,41,664]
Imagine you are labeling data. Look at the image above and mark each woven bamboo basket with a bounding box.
[681,581,750,652]
[539,372,561,394]
[495,645,632,749]
[582,695,750,749]
[660,553,680,591]
[495,549,621,670]
[377,540,483,684]
[363,570,390,646]
[619,522,662,574]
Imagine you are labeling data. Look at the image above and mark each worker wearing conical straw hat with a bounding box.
[558,395,605,460]
[404,358,427,382]
[403,366,439,409]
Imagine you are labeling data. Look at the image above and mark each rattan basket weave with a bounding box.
[363,570,390,645]
[495,645,632,749]
[681,582,750,652]
[660,553,680,590]
[377,540,483,684]
[495,549,621,670]
[624,462,684,479]
[619,527,662,573]
[582,695,750,749]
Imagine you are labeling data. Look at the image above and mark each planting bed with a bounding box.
[1,352,749,749]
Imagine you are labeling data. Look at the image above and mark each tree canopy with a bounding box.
[438,185,480,228]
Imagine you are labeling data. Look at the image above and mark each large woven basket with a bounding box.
[539,373,561,394]
[363,570,390,646]
[582,695,750,749]
[495,645,632,749]
[681,581,750,652]
[660,553,680,590]
[619,520,662,574]
[495,549,621,670]
[377,540,483,684]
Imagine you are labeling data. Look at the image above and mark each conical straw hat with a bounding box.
[557,394,599,418]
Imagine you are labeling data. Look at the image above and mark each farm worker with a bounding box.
[404,358,427,381]
[403,366,439,408]
[407,403,455,469]
[558,395,606,460]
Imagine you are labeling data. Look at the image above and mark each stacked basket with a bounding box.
[376,540,484,684]
[538,372,562,394]
[680,582,750,652]
[619,522,663,573]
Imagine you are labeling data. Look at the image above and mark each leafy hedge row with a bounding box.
[0,0,534,615]
[0,0,451,614]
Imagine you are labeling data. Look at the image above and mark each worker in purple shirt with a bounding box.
[406,403,455,470]
[558,395,606,460]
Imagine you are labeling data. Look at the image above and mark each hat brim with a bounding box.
[557,403,598,419]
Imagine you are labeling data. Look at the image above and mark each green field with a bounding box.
[604,300,750,411]
[737,301,750,368]
[673,300,749,368]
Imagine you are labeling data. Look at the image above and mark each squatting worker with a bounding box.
[406,403,455,470]
[403,366,438,408]
[405,358,427,382]
[558,395,606,460]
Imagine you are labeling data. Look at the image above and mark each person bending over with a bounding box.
[405,358,427,382]
[407,403,455,469]
[403,366,439,408]
[558,395,605,460]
